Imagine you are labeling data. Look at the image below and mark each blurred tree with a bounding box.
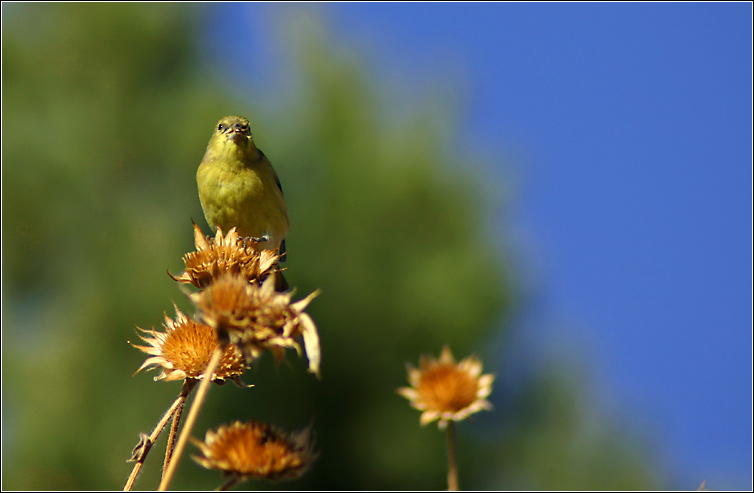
[2,3,660,490]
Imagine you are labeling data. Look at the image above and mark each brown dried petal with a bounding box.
[169,223,283,289]
[190,274,321,375]
[192,421,316,481]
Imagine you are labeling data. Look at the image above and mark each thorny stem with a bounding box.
[123,379,196,491]
[446,421,459,491]
[158,346,223,491]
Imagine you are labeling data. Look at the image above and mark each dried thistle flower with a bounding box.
[189,273,321,377]
[131,304,248,384]
[169,223,284,289]
[397,345,494,429]
[192,421,316,482]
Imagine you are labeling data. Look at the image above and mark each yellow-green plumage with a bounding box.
[196,115,289,257]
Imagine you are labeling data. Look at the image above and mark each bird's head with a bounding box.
[205,115,259,160]
[214,115,252,144]
[204,115,261,162]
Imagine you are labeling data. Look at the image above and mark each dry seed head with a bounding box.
[190,273,321,376]
[130,303,248,384]
[397,345,494,429]
[192,421,316,482]
[169,223,283,289]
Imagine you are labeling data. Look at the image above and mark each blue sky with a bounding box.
[205,3,752,490]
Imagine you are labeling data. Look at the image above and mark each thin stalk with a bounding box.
[216,474,243,491]
[446,421,459,491]
[158,346,223,491]
[161,379,194,476]
[123,379,196,491]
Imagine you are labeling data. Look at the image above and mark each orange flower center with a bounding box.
[159,318,245,379]
[417,363,479,413]
[204,424,306,477]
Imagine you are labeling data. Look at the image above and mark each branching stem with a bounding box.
[158,347,223,491]
[123,379,196,491]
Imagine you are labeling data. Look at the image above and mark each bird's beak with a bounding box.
[227,128,246,143]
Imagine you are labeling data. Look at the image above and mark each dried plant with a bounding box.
[192,421,316,490]
[125,224,320,491]
[169,223,285,290]
[398,346,494,490]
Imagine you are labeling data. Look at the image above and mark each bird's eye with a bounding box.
[218,123,225,131]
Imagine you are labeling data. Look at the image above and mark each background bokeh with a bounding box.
[2,3,751,491]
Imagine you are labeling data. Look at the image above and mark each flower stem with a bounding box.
[446,421,459,491]
[161,379,195,477]
[123,379,196,491]
[216,474,242,491]
[158,346,223,491]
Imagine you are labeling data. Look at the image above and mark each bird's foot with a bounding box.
[242,235,271,248]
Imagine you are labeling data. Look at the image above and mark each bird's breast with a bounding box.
[197,160,289,249]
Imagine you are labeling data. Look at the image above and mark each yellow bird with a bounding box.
[197,115,290,287]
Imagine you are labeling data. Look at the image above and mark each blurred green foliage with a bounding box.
[2,3,661,490]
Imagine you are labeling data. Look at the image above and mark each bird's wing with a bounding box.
[260,150,287,262]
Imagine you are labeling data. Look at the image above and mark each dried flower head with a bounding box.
[397,345,494,429]
[169,223,284,289]
[192,421,316,482]
[131,304,248,384]
[190,273,321,376]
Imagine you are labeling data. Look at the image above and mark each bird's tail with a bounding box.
[275,270,289,292]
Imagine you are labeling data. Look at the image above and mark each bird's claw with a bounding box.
[242,235,271,248]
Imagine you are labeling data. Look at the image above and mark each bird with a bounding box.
[196,115,290,289]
